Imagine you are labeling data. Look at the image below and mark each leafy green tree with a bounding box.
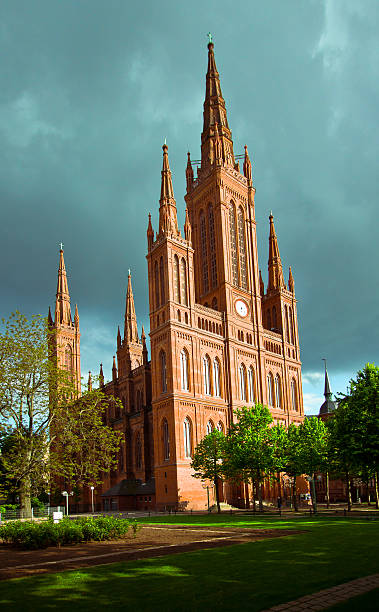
[297,417,329,512]
[224,405,276,512]
[0,311,123,516]
[281,423,304,512]
[191,430,226,513]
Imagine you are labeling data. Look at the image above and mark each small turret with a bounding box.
[147,213,154,251]
[99,363,104,387]
[112,356,117,382]
[288,266,295,294]
[186,152,194,193]
[141,324,148,366]
[47,306,53,327]
[243,145,252,183]
[117,326,121,348]
[124,271,139,344]
[87,371,92,392]
[267,213,285,293]
[184,207,192,244]
[74,304,79,330]
[158,143,179,238]
[259,270,264,298]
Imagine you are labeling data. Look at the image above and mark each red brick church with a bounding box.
[50,41,304,512]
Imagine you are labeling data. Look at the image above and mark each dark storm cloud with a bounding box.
[0,0,378,384]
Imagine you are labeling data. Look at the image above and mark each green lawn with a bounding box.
[0,515,378,611]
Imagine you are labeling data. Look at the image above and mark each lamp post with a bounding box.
[90,486,95,514]
[202,483,211,512]
[62,491,73,516]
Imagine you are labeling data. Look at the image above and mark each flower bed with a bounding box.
[0,515,140,550]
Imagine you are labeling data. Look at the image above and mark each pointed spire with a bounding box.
[48,306,53,327]
[288,266,295,294]
[323,359,332,399]
[184,207,192,244]
[99,363,104,387]
[141,324,148,366]
[186,152,194,193]
[201,40,234,170]
[243,145,252,183]
[259,269,265,298]
[158,143,179,237]
[74,304,79,329]
[267,213,285,293]
[147,213,154,251]
[55,247,72,325]
[117,325,121,348]
[319,359,336,416]
[87,371,92,392]
[124,271,139,344]
[112,356,117,382]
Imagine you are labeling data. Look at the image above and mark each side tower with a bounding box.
[49,247,81,396]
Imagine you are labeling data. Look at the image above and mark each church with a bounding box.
[50,40,304,512]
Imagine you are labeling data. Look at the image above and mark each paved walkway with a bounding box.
[262,574,379,611]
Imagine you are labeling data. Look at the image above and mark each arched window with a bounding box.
[285,305,290,343]
[239,364,247,402]
[289,306,294,344]
[135,432,142,469]
[162,418,170,460]
[208,204,218,288]
[180,258,188,306]
[154,261,160,308]
[275,375,281,408]
[64,345,72,372]
[159,257,165,305]
[237,206,248,290]
[291,379,298,411]
[212,296,218,310]
[248,367,255,404]
[267,373,274,406]
[200,212,209,294]
[180,349,189,391]
[183,418,192,458]
[206,420,214,434]
[160,351,167,393]
[267,309,271,330]
[229,203,238,286]
[203,355,211,395]
[173,255,180,303]
[213,358,221,398]
[217,421,224,433]
[272,306,277,330]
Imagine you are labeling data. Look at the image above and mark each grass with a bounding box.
[0,514,378,611]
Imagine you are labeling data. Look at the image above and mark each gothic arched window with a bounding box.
[237,206,248,290]
[213,358,221,398]
[180,349,189,391]
[180,258,188,306]
[272,306,277,330]
[206,420,214,435]
[203,355,211,395]
[248,367,255,404]
[159,256,165,305]
[267,373,274,406]
[289,306,294,344]
[64,345,72,372]
[217,421,224,433]
[200,211,209,294]
[160,350,167,393]
[208,204,218,288]
[285,305,290,343]
[239,363,247,402]
[174,255,180,303]
[229,203,238,286]
[154,261,160,309]
[135,432,142,469]
[291,379,298,411]
[183,417,192,458]
[162,418,170,460]
[275,375,281,409]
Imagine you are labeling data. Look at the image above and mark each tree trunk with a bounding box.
[252,481,256,513]
[292,476,298,512]
[374,472,379,510]
[345,471,352,511]
[257,480,263,512]
[214,476,221,514]
[310,476,317,513]
[19,476,32,518]
[326,471,330,509]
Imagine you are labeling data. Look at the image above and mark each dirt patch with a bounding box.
[0,526,305,581]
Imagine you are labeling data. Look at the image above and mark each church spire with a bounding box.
[186,152,194,193]
[124,271,139,344]
[267,213,285,293]
[158,143,179,237]
[55,247,72,325]
[99,363,104,387]
[184,207,192,244]
[323,359,332,400]
[243,145,252,183]
[288,266,295,294]
[201,39,234,171]
[147,213,154,251]
[319,359,336,416]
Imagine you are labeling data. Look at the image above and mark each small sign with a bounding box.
[53,511,63,523]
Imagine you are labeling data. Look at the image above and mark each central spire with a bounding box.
[267,213,285,293]
[200,40,234,172]
[124,271,139,344]
[55,248,72,325]
[158,143,179,237]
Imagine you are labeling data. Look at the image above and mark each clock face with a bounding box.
[235,299,248,318]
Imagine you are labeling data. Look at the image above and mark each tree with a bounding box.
[191,430,226,513]
[224,405,276,512]
[297,417,329,513]
[281,423,304,512]
[0,311,123,516]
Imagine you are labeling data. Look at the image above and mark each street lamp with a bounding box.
[90,486,95,514]
[62,491,73,516]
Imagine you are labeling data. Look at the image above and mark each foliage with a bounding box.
[0,515,139,549]
[191,430,226,513]
[296,417,329,511]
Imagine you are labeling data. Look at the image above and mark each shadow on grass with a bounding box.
[1,517,378,611]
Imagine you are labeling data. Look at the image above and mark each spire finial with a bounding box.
[207,32,213,45]
[59,242,64,251]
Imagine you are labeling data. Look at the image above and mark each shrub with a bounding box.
[0,515,138,550]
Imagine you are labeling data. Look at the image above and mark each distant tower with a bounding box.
[49,247,81,395]
[319,360,336,419]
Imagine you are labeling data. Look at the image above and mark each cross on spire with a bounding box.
[207,32,213,44]
[59,242,64,251]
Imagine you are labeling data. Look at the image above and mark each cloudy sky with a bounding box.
[1,0,378,413]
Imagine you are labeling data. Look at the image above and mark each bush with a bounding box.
[0,515,139,550]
